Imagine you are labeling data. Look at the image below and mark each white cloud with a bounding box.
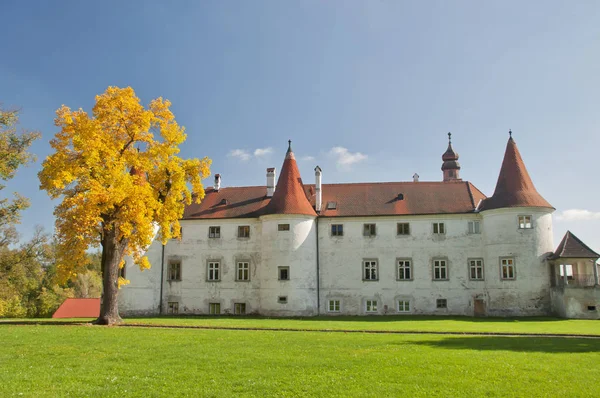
[329,146,367,168]
[300,155,316,162]
[254,147,273,157]
[228,149,251,161]
[556,209,600,221]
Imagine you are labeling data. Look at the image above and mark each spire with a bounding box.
[479,133,553,211]
[441,132,461,181]
[264,141,317,216]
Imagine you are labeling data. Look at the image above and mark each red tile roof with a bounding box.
[183,180,486,219]
[549,231,600,260]
[479,136,553,211]
[52,298,100,318]
[262,145,317,216]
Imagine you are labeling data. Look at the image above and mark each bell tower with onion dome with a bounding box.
[442,132,461,182]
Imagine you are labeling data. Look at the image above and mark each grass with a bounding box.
[122,315,600,336]
[0,324,599,397]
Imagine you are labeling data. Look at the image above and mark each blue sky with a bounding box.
[1,1,599,251]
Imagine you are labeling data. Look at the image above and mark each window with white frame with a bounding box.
[168,260,181,281]
[397,300,411,313]
[328,300,341,312]
[363,223,376,237]
[436,299,447,309]
[518,215,532,229]
[468,221,481,234]
[397,223,410,236]
[433,222,445,234]
[397,259,412,281]
[363,260,378,281]
[209,226,221,238]
[209,302,220,314]
[365,300,378,313]
[469,259,484,280]
[168,302,179,314]
[433,259,448,280]
[236,262,250,281]
[501,258,516,280]
[207,261,220,281]
[234,303,246,315]
[331,224,344,237]
[238,225,250,238]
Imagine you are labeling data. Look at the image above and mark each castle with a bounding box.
[120,133,600,318]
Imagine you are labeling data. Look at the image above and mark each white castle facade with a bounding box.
[120,135,600,318]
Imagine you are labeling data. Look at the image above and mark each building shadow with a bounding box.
[409,336,600,353]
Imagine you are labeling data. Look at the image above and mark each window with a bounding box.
[168,261,181,281]
[209,303,220,314]
[331,224,344,237]
[501,258,516,280]
[559,264,574,280]
[328,300,340,312]
[436,299,447,309]
[238,225,250,238]
[207,261,220,281]
[433,259,448,280]
[397,300,410,313]
[168,302,179,314]
[397,259,412,281]
[170,226,182,239]
[278,266,289,281]
[363,260,378,281]
[326,201,337,210]
[468,221,481,234]
[278,224,290,231]
[433,222,445,234]
[234,303,246,315]
[363,223,376,237]
[236,262,250,281]
[278,296,288,304]
[119,265,126,279]
[518,215,532,229]
[209,226,221,238]
[365,300,378,313]
[588,306,597,311]
[469,259,484,280]
[397,223,410,236]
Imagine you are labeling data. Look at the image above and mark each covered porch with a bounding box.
[548,231,599,319]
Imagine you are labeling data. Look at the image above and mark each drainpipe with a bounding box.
[315,216,320,315]
[159,244,165,314]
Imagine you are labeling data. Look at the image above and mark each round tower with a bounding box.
[442,132,461,181]
[259,141,318,316]
[479,131,554,315]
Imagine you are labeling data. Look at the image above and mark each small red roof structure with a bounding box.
[549,231,600,260]
[262,141,317,217]
[480,133,553,211]
[52,298,100,318]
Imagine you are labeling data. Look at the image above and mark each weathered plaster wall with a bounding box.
[119,240,163,315]
[551,287,600,319]
[481,208,554,316]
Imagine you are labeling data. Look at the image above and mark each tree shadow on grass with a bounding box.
[409,336,600,353]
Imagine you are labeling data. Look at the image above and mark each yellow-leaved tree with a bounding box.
[39,87,211,325]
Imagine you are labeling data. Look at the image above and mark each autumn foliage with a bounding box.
[38,87,211,324]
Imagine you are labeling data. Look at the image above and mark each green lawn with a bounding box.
[122,315,600,335]
[1,324,599,397]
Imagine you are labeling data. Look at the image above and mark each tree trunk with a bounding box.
[96,226,125,325]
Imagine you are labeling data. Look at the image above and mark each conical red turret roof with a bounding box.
[480,133,553,211]
[263,142,317,216]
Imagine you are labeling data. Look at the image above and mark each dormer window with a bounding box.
[326,201,337,210]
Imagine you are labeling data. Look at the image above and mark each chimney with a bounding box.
[266,168,276,197]
[413,173,419,182]
[214,174,221,191]
[315,166,322,212]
